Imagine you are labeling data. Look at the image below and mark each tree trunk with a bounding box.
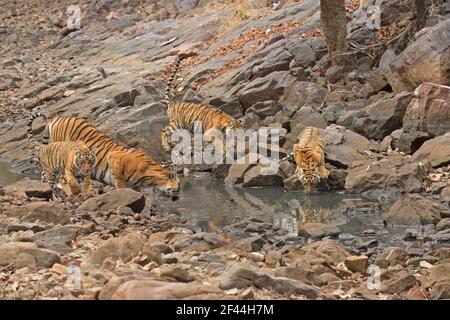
[415,0,428,30]
[320,0,347,65]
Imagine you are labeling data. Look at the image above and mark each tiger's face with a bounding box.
[226,119,244,131]
[141,166,180,195]
[73,147,96,176]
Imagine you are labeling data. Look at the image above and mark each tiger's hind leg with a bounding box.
[47,169,66,200]
[161,122,177,152]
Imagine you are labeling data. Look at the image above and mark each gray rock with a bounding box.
[297,223,340,239]
[383,194,446,226]
[79,189,145,213]
[0,242,61,268]
[345,153,430,202]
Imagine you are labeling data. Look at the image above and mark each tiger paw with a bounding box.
[319,167,330,179]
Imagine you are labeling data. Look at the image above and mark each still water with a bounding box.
[159,172,384,237]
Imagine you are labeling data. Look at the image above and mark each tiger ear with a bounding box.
[74,148,80,156]
[90,146,97,154]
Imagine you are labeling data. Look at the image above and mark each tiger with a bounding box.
[293,127,329,193]
[37,141,96,199]
[27,115,180,195]
[161,54,244,153]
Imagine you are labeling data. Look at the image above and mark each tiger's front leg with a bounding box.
[64,168,81,195]
[317,150,329,179]
[108,155,127,189]
[80,174,95,197]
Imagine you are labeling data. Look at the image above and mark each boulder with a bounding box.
[90,232,146,265]
[323,125,377,168]
[383,194,447,226]
[111,279,225,300]
[0,242,61,268]
[219,264,320,298]
[349,92,412,140]
[399,83,450,153]
[297,222,340,239]
[280,81,327,117]
[345,153,430,202]
[344,255,368,274]
[32,226,79,245]
[242,164,284,187]
[411,133,450,168]
[385,20,450,93]
[169,232,227,252]
[79,189,145,213]
[5,202,70,224]
[238,71,295,109]
[3,178,52,200]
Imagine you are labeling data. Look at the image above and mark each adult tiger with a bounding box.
[28,115,180,194]
[37,141,97,199]
[161,54,244,152]
[293,127,329,193]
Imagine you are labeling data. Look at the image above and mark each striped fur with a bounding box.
[35,117,180,194]
[38,141,96,198]
[161,54,244,152]
[293,127,329,193]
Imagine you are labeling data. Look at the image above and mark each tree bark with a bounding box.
[415,0,428,30]
[320,0,347,65]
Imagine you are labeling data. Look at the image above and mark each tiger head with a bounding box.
[73,146,96,176]
[226,118,244,131]
[140,164,180,196]
[294,148,320,192]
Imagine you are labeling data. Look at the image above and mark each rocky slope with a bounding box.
[1,0,450,300]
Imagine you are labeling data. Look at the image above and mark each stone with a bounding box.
[297,223,340,239]
[399,83,450,153]
[345,153,430,202]
[441,187,450,202]
[349,92,412,140]
[280,81,327,117]
[170,232,227,252]
[32,226,79,245]
[0,242,61,268]
[219,264,320,298]
[90,232,146,265]
[242,164,284,187]
[375,247,409,267]
[436,218,450,231]
[265,250,282,267]
[383,194,445,226]
[3,178,52,200]
[236,235,268,253]
[159,265,194,282]
[224,154,258,185]
[381,274,416,295]
[110,279,225,300]
[325,65,344,84]
[323,125,377,168]
[385,20,450,93]
[411,133,450,168]
[344,255,368,274]
[79,189,145,213]
[238,71,295,109]
[6,202,70,224]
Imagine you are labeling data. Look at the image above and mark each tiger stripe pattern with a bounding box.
[38,141,96,198]
[293,127,329,193]
[161,54,244,152]
[34,116,180,194]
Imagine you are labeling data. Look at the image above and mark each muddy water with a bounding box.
[0,161,26,185]
[159,172,387,237]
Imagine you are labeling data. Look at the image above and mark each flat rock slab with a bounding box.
[79,188,145,213]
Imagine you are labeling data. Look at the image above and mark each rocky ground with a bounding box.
[1,0,450,300]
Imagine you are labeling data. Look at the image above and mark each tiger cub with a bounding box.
[161,54,244,152]
[293,127,329,193]
[38,141,96,198]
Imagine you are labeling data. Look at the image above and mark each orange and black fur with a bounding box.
[28,115,180,194]
[37,141,96,198]
[293,127,329,193]
[161,54,244,152]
